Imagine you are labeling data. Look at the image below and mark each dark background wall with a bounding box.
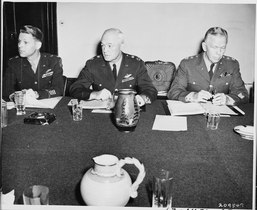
[2,2,58,75]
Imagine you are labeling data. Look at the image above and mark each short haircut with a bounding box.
[20,25,44,43]
[102,28,124,44]
[204,27,228,43]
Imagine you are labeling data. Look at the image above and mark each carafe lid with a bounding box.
[118,89,136,95]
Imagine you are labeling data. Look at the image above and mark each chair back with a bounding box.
[145,60,176,97]
[63,76,77,96]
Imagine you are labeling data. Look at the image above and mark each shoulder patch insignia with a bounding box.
[238,92,245,99]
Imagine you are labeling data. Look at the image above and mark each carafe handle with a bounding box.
[117,157,145,198]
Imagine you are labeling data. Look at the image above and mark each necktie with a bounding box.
[112,64,117,80]
[209,63,215,80]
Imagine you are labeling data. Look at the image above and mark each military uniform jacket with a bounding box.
[70,53,157,102]
[167,52,249,105]
[3,53,64,100]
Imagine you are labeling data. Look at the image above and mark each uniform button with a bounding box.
[99,84,102,86]
[129,85,132,87]
[35,81,37,84]
[193,82,196,84]
[226,82,228,85]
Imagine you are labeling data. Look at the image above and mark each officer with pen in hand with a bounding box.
[167,27,248,106]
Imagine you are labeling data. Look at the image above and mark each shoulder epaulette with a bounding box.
[9,56,19,61]
[223,55,236,61]
[89,55,101,61]
[126,54,141,61]
[185,55,198,60]
[42,53,60,60]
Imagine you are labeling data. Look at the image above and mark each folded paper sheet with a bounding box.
[0,190,15,205]
[152,115,187,131]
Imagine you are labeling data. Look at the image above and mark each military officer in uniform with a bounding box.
[3,25,64,101]
[167,27,248,105]
[70,28,157,106]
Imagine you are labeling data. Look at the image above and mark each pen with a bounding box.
[233,106,245,115]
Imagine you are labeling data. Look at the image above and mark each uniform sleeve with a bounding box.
[3,60,17,101]
[226,61,249,105]
[136,60,157,103]
[167,60,191,102]
[69,61,94,100]
[37,57,64,99]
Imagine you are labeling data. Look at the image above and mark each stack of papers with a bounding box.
[166,100,239,116]
[7,97,62,110]
[68,99,109,109]
[26,96,62,109]
[167,100,204,115]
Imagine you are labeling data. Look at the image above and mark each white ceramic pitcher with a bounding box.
[80,154,145,206]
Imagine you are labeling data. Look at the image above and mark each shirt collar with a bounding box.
[203,52,216,71]
[109,53,123,71]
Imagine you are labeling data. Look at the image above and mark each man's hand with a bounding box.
[136,95,146,107]
[212,93,226,106]
[89,88,112,101]
[24,89,39,99]
[192,90,212,103]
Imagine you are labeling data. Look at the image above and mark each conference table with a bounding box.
[1,97,254,209]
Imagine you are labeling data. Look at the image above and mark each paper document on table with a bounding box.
[167,100,238,116]
[26,96,62,109]
[167,100,204,115]
[68,99,109,109]
[200,102,237,115]
[152,115,187,131]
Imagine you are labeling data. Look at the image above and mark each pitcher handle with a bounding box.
[9,92,15,102]
[117,157,146,198]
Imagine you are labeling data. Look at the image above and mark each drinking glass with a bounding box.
[1,100,8,127]
[206,110,220,130]
[72,102,83,121]
[23,185,49,205]
[152,169,173,209]
[9,90,26,115]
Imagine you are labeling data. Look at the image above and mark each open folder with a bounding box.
[166,100,243,116]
